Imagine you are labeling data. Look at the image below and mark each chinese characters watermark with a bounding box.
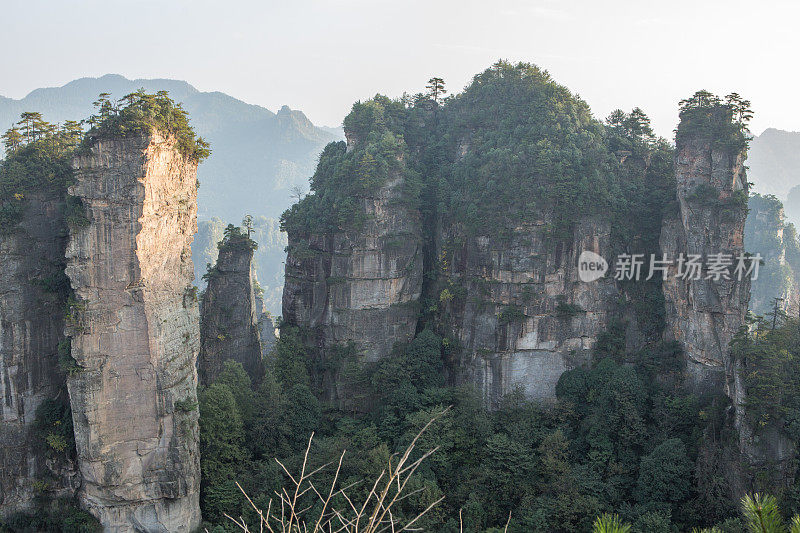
[578,251,761,283]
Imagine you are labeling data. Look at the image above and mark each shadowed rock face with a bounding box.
[443,218,618,406]
[660,137,750,394]
[282,172,423,402]
[0,192,78,512]
[199,237,264,384]
[65,134,201,532]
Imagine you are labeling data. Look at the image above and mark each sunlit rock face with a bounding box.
[66,133,201,532]
[0,191,78,513]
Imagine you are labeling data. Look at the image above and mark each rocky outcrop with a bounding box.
[744,194,800,316]
[0,191,78,512]
[199,232,264,384]
[443,218,618,405]
[282,172,423,401]
[660,136,751,394]
[65,133,201,532]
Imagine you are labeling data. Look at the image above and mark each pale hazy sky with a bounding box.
[1,0,796,138]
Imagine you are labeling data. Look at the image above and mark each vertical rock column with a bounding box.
[65,133,201,532]
[199,233,264,384]
[282,172,423,403]
[660,133,750,394]
[0,192,77,512]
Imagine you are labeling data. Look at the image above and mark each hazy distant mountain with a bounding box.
[0,74,343,315]
[747,128,800,201]
[0,74,342,222]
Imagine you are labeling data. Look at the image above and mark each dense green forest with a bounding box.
[195,63,799,532]
[2,65,797,533]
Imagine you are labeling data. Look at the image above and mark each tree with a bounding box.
[741,493,800,533]
[1,126,23,152]
[17,111,47,142]
[242,214,254,237]
[726,92,753,128]
[636,438,693,512]
[290,184,306,203]
[198,383,250,522]
[426,77,447,104]
[592,513,631,533]
[61,120,84,147]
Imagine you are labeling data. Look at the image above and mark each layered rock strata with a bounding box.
[443,218,619,405]
[65,133,201,532]
[660,136,751,393]
[0,192,77,512]
[282,171,423,401]
[199,235,264,384]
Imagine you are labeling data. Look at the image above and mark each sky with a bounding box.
[0,0,797,138]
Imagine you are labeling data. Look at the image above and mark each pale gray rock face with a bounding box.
[65,134,201,532]
[444,217,618,406]
[282,172,423,402]
[0,192,78,513]
[658,134,796,489]
[199,240,264,384]
[660,137,750,393]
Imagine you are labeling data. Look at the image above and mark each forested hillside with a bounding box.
[192,63,797,533]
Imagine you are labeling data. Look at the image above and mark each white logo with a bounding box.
[578,251,608,282]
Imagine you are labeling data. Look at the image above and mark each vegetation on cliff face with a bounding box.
[676,90,752,155]
[80,90,210,161]
[745,193,800,316]
[732,316,800,438]
[0,113,78,232]
[248,68,793,532]
[281,95,419,236]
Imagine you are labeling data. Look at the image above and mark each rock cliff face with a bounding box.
[744,194,800,316]
[0,192,78,512]
[660,136,751,393]
[442,218,618,405]
[199,235,264,384]
[65,133,201,532]
[282,171,423,401]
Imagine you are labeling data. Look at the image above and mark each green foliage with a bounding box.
[64,195,90,229]
[217,223,257,251]
[676,90,751,156]
[555,297,585,318]
[740,493,797,533]
[593,513,632,533]
[33,397,75,457]
[198,382,249,523]
[282,95,417,236]
[0,498,100,532]
[636,439,693,513]
[440,60,615,240]
[81,89,210,162]
[498,304,525,325]
[174,398,198,413]
[730,317,800,435]
[0,116,76,232]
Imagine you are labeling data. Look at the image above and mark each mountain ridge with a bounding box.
[0,74,343,222]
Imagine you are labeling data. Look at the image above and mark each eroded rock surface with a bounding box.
[0,192,78,512]
[282,172,423,401]
[660,137,751,393]
[65,134,201,532]
[443,218,618,405]
[199,234,264,384]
